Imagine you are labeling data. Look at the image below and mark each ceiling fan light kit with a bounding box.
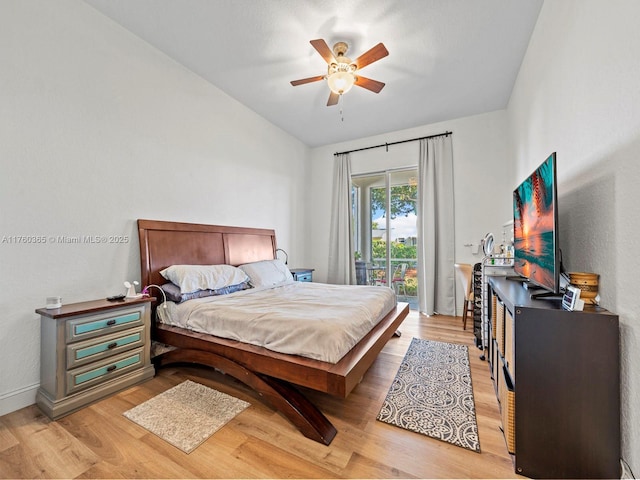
[327,71,355,95]
[291,39,388,106]
[327,42,356,95]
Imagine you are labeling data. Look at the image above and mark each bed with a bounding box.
[137,219,410,445]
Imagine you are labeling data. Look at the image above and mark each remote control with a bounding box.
[107,294,126,301]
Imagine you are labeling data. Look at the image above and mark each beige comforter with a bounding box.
[157,282,396,363]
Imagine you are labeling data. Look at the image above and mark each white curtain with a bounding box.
[327,153,356,284]
[417,135,455,315]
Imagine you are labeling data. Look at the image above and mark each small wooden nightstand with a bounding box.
[290,268,314,282]
[36,296,155,419]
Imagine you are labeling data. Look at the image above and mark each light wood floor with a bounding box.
[0,312,523,479]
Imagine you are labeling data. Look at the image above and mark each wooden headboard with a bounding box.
[137,219,277,288]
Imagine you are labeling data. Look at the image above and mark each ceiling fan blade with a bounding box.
[310,39,336,64]
[327,91,340,106]
[355,76,385,93]
[353,43,389,70]
[290,75,325,86]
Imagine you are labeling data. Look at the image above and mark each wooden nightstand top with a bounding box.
[36,296,155,319]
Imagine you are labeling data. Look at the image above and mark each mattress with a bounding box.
[157,282,397,364]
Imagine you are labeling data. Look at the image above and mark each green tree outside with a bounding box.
[372,238,418,296]
[370,185,417,219]
[369,184,419,296]
[372,238,416,260]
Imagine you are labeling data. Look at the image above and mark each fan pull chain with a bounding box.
[339,94,345,122]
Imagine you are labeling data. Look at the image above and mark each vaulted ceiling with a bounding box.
[84,0,543,147]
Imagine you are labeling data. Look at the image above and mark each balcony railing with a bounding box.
[356,258,418,298]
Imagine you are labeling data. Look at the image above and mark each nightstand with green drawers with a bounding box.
[36,296,155,419]
[290,268,314,282]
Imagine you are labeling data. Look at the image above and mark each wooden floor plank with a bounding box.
[0,418,19,453]
[0,312,523,479]
[0,407,99,479]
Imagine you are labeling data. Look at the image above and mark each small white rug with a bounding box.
[123,380,250,453]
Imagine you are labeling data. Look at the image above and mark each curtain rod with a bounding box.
[334,131,452,156]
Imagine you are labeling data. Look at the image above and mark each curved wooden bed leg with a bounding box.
[154,348,337,446]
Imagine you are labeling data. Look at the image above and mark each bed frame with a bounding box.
[137,219,409,445]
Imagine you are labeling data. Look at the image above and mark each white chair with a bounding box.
[454,263,474,330]
[392,263,408,296]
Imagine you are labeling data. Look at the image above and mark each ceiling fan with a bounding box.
[290,39,389,106]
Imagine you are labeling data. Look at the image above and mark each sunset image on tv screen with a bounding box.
[513,154,556,291]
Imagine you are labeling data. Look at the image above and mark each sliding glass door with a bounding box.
[352,168,418,308]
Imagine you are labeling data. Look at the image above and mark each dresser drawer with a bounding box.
[291,269,314,282]
[499,363,516,454]
[66,347,144,395]
[66,326,145,369]
[66,306,144,342]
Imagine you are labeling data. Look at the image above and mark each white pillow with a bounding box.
[239,259,294,288]
[160,264,249,294]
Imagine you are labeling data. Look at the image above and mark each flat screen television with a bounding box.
[513,152,561,295]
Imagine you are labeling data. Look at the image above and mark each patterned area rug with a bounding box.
[123,380,250,453]
[377,337,480,452]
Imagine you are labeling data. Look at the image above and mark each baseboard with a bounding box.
[621,458,636,479]
[0,383,39,417]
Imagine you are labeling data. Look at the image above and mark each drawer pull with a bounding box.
[107,342,118,349]
[106,319,116,326]
[106,365,117,372]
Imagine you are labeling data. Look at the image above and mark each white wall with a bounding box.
[507,0,640,471]
[0,0,308,415]
[307,110,512,314]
